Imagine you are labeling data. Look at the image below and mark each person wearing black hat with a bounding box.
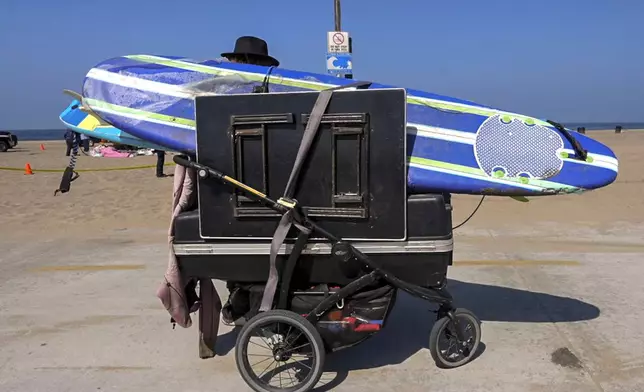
[221,36,280,67]
[218,37,281,325]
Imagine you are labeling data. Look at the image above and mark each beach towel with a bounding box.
[100,146,132,158]
[156,163,221,343]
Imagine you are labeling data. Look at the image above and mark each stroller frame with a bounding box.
[174,155,481,392]
[172,82,482,392]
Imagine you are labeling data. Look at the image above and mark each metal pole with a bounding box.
[331,0,352,79]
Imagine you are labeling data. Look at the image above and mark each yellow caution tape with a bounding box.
[0,163,176,173]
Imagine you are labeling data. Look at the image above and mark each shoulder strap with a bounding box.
[258,80,372,312]
[280,80,372,205]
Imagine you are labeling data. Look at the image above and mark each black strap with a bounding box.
[546,120,588,161]
[329,80,373,90]
[259,81,372,312]
[276,231,311,309]
[260,208,311,311]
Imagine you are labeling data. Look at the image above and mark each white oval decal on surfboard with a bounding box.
[474,114,564,180]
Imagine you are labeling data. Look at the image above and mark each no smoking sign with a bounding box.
[327,31,350,53]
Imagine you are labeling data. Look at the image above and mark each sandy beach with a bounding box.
[1,131,642,243]
[2,131,644,392]
[0,141,176,243]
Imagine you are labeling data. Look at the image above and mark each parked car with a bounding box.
[0,131,18,152]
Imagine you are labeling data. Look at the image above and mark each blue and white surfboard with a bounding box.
[79,54,619,196]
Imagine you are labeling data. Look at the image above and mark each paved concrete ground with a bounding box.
[2,224,644,392]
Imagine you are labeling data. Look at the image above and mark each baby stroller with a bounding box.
[170,85,482,392]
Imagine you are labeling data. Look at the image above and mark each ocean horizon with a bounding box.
[4,122,644,141]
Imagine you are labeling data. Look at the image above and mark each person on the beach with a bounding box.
[219,36,280,325]
[80,133,90,153]
[74,132,81,153]
[63,129,75,156]
[154,149,166,178]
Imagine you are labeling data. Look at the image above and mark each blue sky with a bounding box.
[0,0,642,129]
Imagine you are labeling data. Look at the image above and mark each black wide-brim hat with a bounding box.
[221,36,280,67]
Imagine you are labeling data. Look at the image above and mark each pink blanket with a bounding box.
[101,146,132,158]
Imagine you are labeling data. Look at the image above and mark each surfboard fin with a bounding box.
[63,89,83,101]
[510,196,530,202]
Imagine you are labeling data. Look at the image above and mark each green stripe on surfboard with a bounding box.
[408,156,580,192]
[123,55,548,127]
[84,98,196,128]
[405,97,547,126]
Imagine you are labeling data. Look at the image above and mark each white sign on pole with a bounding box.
[327,31,350,53]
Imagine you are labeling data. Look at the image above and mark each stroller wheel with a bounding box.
[429,308,481,369]
[235,309,325,392]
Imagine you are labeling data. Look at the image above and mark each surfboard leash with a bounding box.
[54,135,81,196]
[69,137,79,168]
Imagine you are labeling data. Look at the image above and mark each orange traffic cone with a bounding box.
[24,163,33,175]
[40,144,45,151]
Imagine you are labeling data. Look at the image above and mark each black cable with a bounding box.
[452,195,486,230]
[253,66,275,93]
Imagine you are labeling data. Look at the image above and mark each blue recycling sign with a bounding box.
[326,53,353,76]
